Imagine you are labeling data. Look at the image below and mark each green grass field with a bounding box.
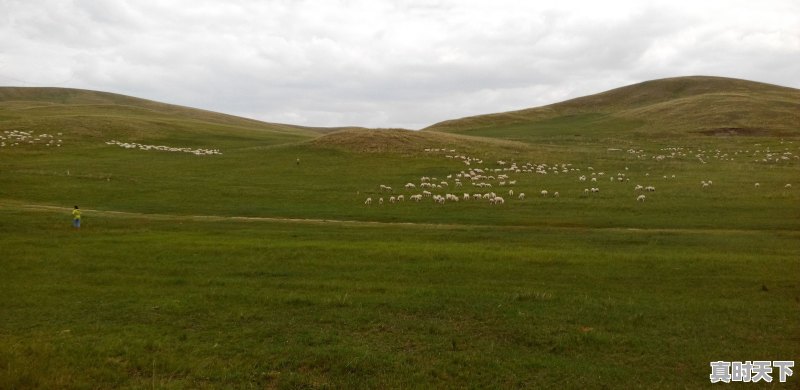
[1,79,799,388]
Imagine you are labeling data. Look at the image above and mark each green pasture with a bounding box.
[1,207,798,388]
[1,82,799,388]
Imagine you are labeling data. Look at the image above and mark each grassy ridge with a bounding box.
[0,87,322,147]
[424,76,800,141]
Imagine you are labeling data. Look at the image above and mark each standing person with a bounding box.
[72,205,81,228]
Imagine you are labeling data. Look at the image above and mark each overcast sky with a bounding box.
[1,0,798,129]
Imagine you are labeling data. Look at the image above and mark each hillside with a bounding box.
[309,127,527,154]
[424,76,800,140]
[0,87,322,147]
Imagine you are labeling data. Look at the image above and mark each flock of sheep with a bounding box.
[0,131,223,157]
[1,130,62,148]
[363,143,796,207]
[105,140,222,156]
[625,143,798,165]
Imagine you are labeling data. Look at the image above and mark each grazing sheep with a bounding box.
[379,197,384,205]
[422,190,432,197]
[389,196,396,203]
[364,197,372,205]
[518,193,525,200]
[637,194,646,202]
[397,195,405,202]
[645,186,655,192]
[754,183,760,188]
[540,190,548,197]
[786,184,793,188]
[508,189,514,197]
[493,196,505,205]
[405,183,416,189]
[473,194,483,200]
[591,187,600,193]
[410,194,423,202]
[634,185,644,191]
[584,188,589,194]
[553,192,559,198]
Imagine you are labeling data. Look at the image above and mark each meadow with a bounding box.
[1,82,799,388]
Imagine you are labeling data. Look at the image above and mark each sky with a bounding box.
[1,0,798,129]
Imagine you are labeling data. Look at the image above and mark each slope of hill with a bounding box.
[0,87,322,147]
[309,127,527,154]
[424,76,800,141]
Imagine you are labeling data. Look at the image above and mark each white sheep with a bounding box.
[508,189,514,197]
[364,197,372,205]
[389,196,396,203]
[754,183,760,188]
[584,188,589,194]
[397,195,405,202]
[379,197,384,205]
[518,193,525,200]
[541,190,548,197]
[637,194,646,202]
[634,185,643,191]
[786,184,793,188]
[553,192,559,198]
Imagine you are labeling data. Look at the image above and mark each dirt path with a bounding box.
[2,200,796,235]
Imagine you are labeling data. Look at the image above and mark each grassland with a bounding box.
[1,79,799,388]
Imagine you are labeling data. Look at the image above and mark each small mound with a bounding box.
[309,128,527,154]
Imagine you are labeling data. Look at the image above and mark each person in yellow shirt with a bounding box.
[72,205,81,228]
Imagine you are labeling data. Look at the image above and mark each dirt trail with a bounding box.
[2,200,796,235]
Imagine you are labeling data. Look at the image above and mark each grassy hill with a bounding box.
[0,87,323,148]
[1,80,799,388]
[424,76,800,142]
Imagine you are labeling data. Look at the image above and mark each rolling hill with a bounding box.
[0,87,324,147]
[423,76,800,141]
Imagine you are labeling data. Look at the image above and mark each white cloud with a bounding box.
[0,0,798,129]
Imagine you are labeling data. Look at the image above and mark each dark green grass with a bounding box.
[1,208,798,388]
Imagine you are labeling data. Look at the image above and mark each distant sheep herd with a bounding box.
[363,145,796,207]
[1,130,62,148]
[0,130,223,157]
[105,140,222,156]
